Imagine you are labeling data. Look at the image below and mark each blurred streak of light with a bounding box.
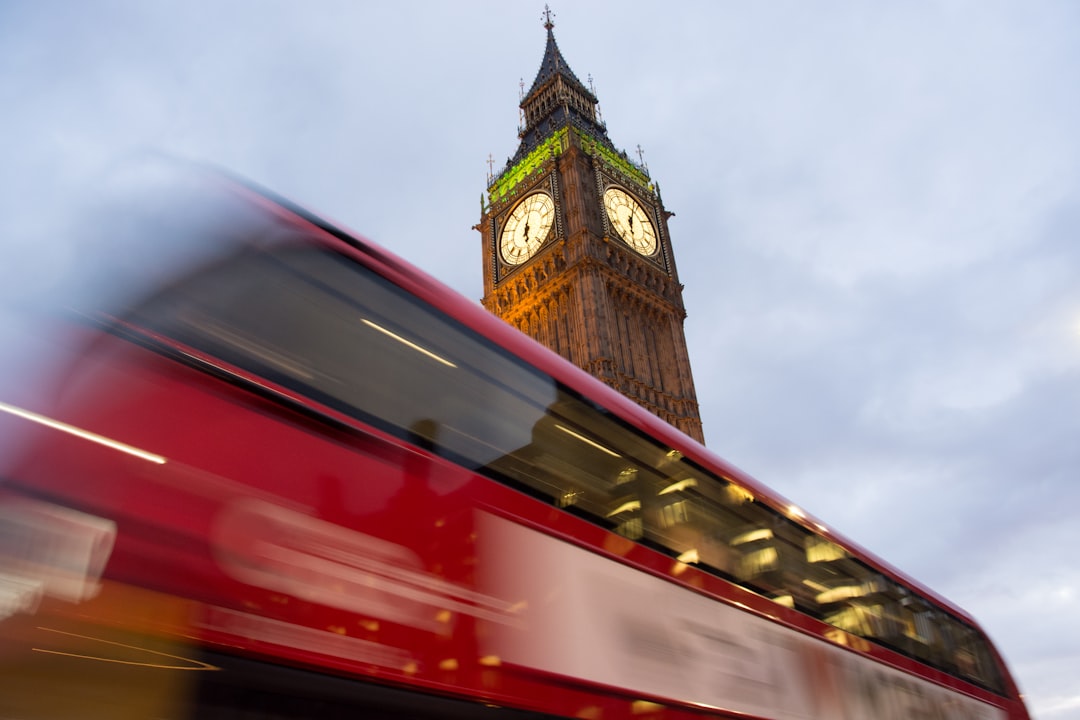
[33,627,218,671]
[731,528,773,546]
[671,548,699,576]
[0,401,166,464]
[606,500,641,517]
[675,549,699,564]
[555,424,621,457]
[360,318,457,368]
[658,478,697,495]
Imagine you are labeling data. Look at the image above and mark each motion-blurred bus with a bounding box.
[0,167,1030,719]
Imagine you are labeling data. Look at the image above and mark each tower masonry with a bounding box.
[477,11,704,443]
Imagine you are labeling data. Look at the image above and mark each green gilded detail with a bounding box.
[574,128,652,190]
[489,128,568,202]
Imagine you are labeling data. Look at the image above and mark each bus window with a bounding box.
[129,243,558,472]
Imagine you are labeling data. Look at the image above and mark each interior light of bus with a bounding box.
[730,528,773,546]
[479,655,502,667]
[558,490,582,507]
[816,584,867,604]
[606,500,641,517]
[658,478,697,495]
[676,548,699,564]
[555,424,620,457]
[360,318,457,368]
[802,578,830,593]
[0,401,166,465]
[806,536,848,563]
[724,485,755,504]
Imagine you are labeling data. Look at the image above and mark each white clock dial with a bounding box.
[603,187,657,256]
[500,192,555,265]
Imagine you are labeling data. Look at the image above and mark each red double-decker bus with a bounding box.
[0,168,1029,719]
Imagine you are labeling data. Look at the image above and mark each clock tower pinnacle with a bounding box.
[478,10,705,444]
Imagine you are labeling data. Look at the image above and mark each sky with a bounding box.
[1,1,1078,716]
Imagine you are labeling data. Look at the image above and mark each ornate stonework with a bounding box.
[478,18,704,443]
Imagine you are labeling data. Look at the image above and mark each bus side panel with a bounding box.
[0,323,1028,720]
[0,326,501,715]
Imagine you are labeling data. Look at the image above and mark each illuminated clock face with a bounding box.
[603,187,657,256]
[500,192,555,265]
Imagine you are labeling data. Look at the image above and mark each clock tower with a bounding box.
[478,10,704,444]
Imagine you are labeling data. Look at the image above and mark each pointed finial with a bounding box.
[518,78,526,127]
[543,4,555,31]
[636,144,650,174]
[589,74,604,124]
[486,153,495,185]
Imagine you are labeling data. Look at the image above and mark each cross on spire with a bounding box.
[543,4,555,31]
[636,144,649,173]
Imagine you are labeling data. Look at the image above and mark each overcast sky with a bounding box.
[2,1,1078,717]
